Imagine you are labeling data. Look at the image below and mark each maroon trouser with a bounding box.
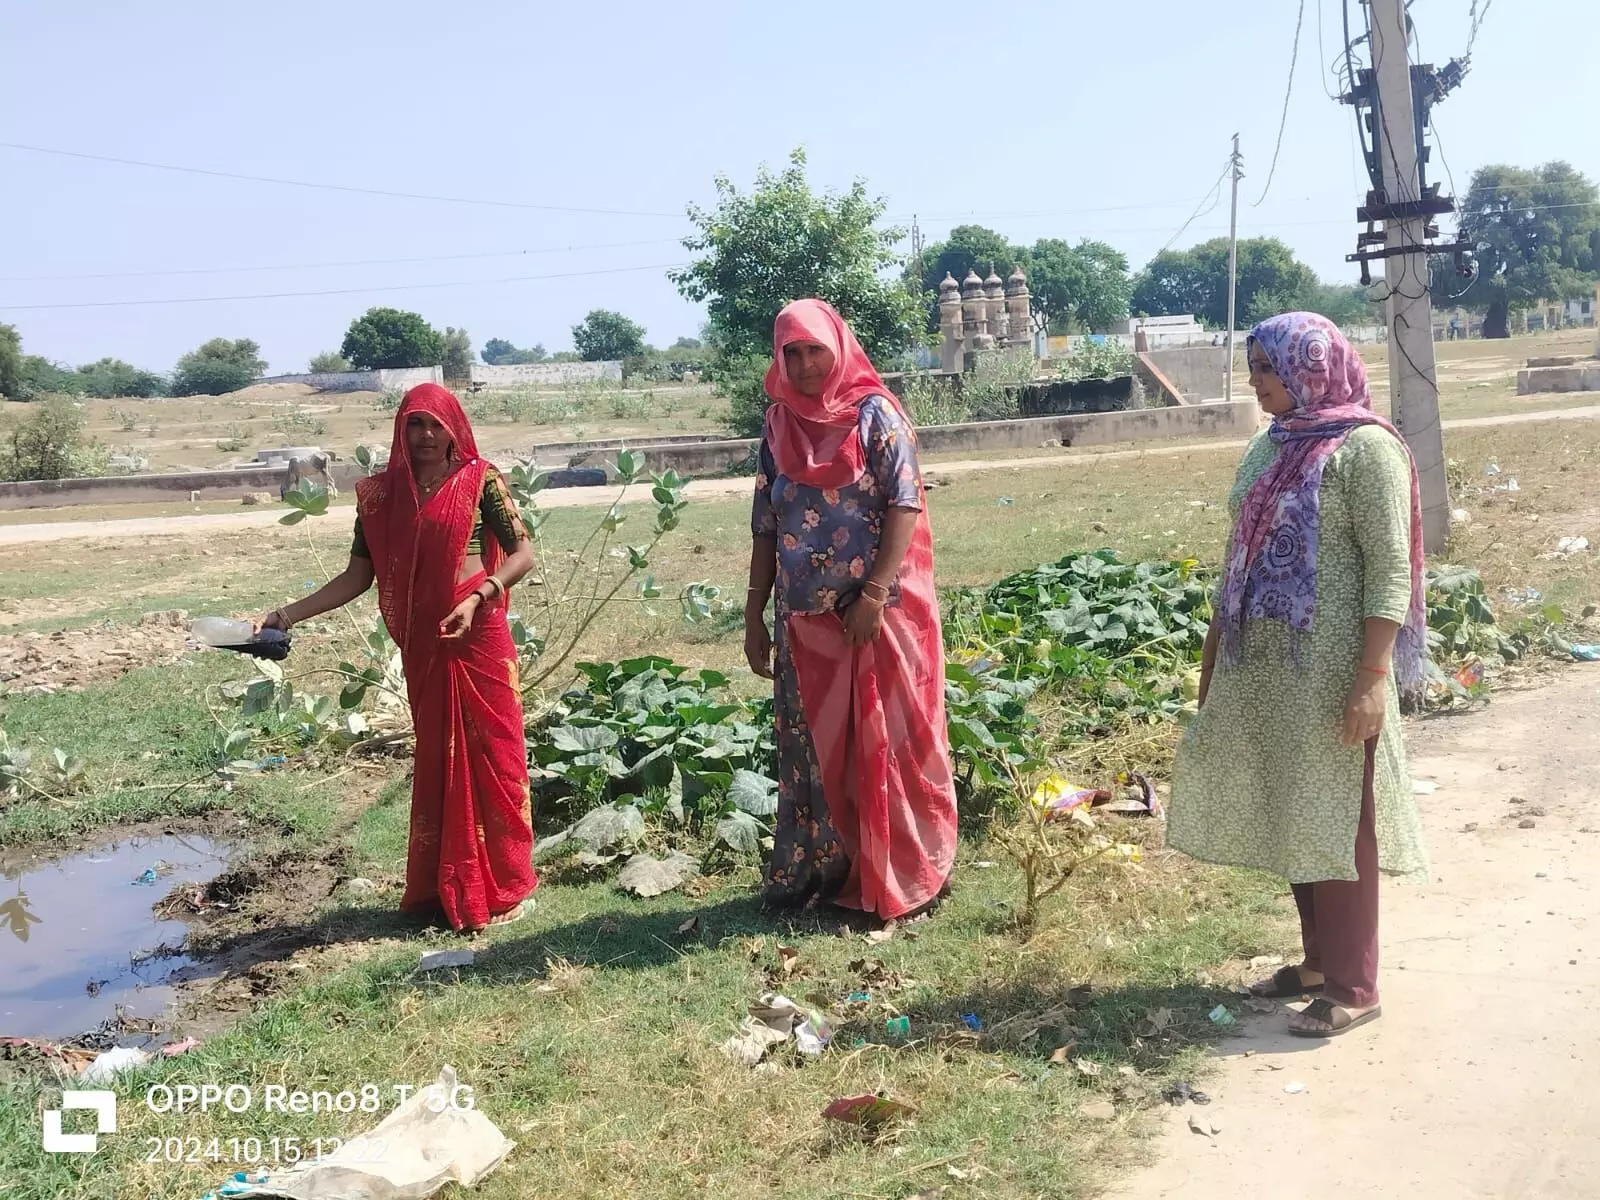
[1290,742,1380,1008]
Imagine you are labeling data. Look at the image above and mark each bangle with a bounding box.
[273,608,293,630]
[1358,664,1389,677]
[863,580,890,598]
[485,576,505,599]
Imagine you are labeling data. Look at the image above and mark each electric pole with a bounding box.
[1224,134,1243,406]
[1367,0,1451,553]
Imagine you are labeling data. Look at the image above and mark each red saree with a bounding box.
[355,384,537,930]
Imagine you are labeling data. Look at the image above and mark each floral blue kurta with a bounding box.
[751,396,924,904]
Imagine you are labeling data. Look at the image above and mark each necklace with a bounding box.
[416,467,451,497]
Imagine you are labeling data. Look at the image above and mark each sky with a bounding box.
[1,0,1595,375]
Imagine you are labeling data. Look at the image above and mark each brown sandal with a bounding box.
[1248,965,1323,1000]
[1288,997,1381,1038]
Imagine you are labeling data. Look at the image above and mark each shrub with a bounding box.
[77,358,166,398]
[309,351,352,373]
[171,358,255,397]
[1,396,104,481]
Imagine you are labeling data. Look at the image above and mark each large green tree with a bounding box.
[481,337,548,365]
[1026,238,1132,333]
[1437,161,1600,337]
[76,358,165,398]
[671,148,925,364]
[170,337,266,397]
[440,326,473,381]
[571,310,647,361]
[911,224,1023,329]
[0,325,21,400]
[1133,237,1318,328]
[340,308,444,370]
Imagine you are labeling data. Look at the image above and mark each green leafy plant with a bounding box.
[1055,338,1134,382]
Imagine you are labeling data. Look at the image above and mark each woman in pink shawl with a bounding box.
[745,299,958,921]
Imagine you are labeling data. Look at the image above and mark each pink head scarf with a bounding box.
[763,299,899,489]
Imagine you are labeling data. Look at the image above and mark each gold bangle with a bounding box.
[486,576,505,599]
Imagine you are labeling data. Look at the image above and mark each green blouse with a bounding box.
[1167,425,1430,884]
[351,467,526,560]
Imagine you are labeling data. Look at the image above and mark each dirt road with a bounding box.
[2,403,1596,548]
[1109,668,1600,1199]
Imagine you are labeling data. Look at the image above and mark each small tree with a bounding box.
[309,351,352,373]
[481,337,549,365]
[672,148,925,366]
[0,325,21,400]
[340,308,445,370]
[571,310,647,362]
[171,337,265,397]
[1,396,101,481]
[76,358,165,398]
[440,326,473,382]
[1026,238,1132,334]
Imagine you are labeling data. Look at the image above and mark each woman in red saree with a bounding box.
[258,383,538,932]
[746,299,958,921]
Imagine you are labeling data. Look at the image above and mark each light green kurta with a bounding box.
[1168,424,1430,884]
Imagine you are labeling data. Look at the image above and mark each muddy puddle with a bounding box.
[0,833,235,1040]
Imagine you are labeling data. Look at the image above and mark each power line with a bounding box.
[0,141,685,218]
[0,262,688,312]
[0,238,686,284]
[1465,0,1493,56]
[1254,0,1307,205]
[1160,159,1234,252]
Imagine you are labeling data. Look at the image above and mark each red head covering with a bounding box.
[354,383,501,652]
[763,298,899,489]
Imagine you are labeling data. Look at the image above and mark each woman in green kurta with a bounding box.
[1169,311,1429,1038]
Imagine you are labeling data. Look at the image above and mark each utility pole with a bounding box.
[1224,134,1244,406]
[1368,0,1450,553]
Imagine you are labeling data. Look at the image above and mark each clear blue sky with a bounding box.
[1,0,1594,374]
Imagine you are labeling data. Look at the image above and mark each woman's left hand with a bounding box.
[1341,670,1388,747]
[440,595,482,640]
[843,596,885,645]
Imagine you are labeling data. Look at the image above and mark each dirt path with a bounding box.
[3,403,1597,548]
[1109,668,1600,1199]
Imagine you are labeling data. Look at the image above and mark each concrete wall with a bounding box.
[469,361,623,387]
[1140,346,1228,402]
[258,366,443,392]
[1517,362,1600,395]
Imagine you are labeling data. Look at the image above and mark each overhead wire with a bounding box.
[0,141,684,218]
[1253,0,1307,206]
[1158,158,1234,253]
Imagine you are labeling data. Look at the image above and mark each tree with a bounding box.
[1132,237,1318,328]
[670,336,703,351]
[571,310,647,362]
[911,224,1025,331]
[1,395,98,481]
[1026,238,1132,333]
[671,148,925,365]
[440,326,473,381]
[76,358,165,398]
[171,337,265,397]
[1438,162,1600,337]
[481,338,549,365]
[340,308,444,370]
[0,325,21,399]
[309,351,352,373]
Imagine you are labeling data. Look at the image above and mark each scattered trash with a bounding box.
[1454,659,1485,689]
[160,1036,202,1058]
[1098,771,1163,818]
[132,868,159,886]
[1540,536,1590,561]
[1207,1004,1237,1027]
[720,993,831,1067]
[417,949,475,972]
[885,1015,911,1040]
[959,1013,983,1033]
[1570,644,1600,663]
[344,877,379,897]
[1244,997,1278,1014]
[1047,1043,1076,1065]
[1074,1058,1103,1078]
[1082,1099,1117,1121]
[1136,1007,1174,1037]
[1187,1111,1222,1137]
[1451,508,1471,525]
[972,860,997,869]
[996,496,1015,507]
[214,1066,511,1198]
[1165,1081,1210,1106]
[1284,1081,1309,1095]
[1248,955,1284,970]
[1412,779,1440,796]
[1483,462,1501,477]
[822,1093,916,1129]
[1502,586,1542,605]
[80,1046,151,1084]
[1031,775,1098,818]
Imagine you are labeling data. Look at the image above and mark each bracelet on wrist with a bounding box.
[1358,664,1389,677]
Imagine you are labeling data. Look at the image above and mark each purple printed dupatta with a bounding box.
[1215,312,1428,699]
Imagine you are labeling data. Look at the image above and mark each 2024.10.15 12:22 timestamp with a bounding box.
[143,1135,388,1167]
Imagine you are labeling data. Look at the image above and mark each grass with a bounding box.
[0,834,1289,1200]
[2,396,1598,1198]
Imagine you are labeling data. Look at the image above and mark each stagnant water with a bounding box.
[0,833,234,1041]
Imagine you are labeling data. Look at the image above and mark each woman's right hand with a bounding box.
[744,619,774,680]
[254,609,291,636]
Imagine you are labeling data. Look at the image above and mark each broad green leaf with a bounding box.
[729,768,779,817]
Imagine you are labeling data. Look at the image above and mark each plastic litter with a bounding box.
[1165,1080,1211,1106]
[959,1013,983,1033]
[417,949,475,972]
[885,1015,911,1040]
[204,1066,512,1199]
[189,617,293,662]
[1207,1004,1237,1027]
[1570,644,1600,663]
[719,993,831,1067]
[132,868,159,886]
[822,1093,916,1128]
[1284,1081,1309,1095]
[80,1046,152,1084]
[1031,775,1098,818]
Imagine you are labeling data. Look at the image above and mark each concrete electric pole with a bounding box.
[1224,134,1243,407]
[1367,0,1450,553]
